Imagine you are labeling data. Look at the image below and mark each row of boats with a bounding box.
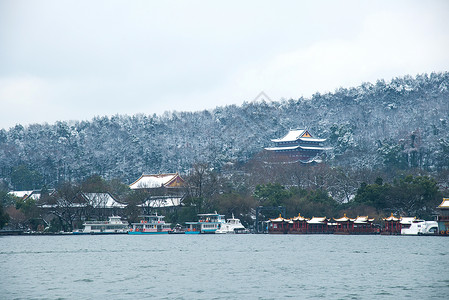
[72,213,439,236]
[73,213,249,235]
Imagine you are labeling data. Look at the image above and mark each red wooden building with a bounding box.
[268,215,291,234]
[382,213,401,234]
[290,213,309,234]
[352,216,376,234]
[333,214,354,234]
[306,217,330,233]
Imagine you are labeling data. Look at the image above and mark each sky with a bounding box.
[0,0,448,130]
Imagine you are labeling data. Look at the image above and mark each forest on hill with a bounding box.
[1,72,449,187]
[1,72,449,229]
[0,72,449,230]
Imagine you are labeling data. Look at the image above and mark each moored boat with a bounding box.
[185,212,226,234]
[169,224,186,234]
[216,214,249,234]
[128,214,172,234]
[73,216,129,234]
[401,219,438,235]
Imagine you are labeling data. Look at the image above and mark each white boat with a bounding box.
[73,216,129,234]
[185,212,226,234]
[128,214,172,234]
[216,214,249,234]
[401,220,438,235]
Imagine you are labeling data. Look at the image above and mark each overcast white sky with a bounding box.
[1,0,448,129]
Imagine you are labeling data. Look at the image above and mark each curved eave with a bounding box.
[292,218,308,221]
[270,130,306,143]
[333,217,354,222]
[307,217,327,224]
[437,198,449,208]
[299,137,326,142]
[265,146,330,151]
[383,217,400,221]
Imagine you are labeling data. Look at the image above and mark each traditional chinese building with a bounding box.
[129,173,185,190]
[352,216,376,234]
[265,129,331,163]
[306,217,330,233]
[267,215,291,234]
[382,213,401,234]
[334,214,354,234]
[436,198,449,235]
[290,213,309,233]
[129,173,186,211]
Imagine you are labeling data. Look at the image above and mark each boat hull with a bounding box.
[128,231,170,235]
[73,231,128,235]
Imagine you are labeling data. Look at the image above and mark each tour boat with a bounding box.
[185,212,226,234]
[216,214,249,234]
[73,216,129,234]
[128,214,172,234]
[401,219,438,235]
[169,224,186,234]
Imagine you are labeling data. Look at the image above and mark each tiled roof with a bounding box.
[129,173,183,189]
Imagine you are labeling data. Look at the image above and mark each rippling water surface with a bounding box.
[1,234,448,299]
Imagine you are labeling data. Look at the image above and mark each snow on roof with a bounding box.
[138,197,182,208]
[301,146,332,151]
[265,145,301,151]
[8,190,34,198]
[400,217,417,225]
[383,213,400,221]
[438,198,449,209]
[334,214,353,222]
[271,129,306,142]
[299,137,326,142]
[40,202,87,208]
[129,173,178,189]
[83,193,127,208]
[27,193,42,200]
[353,216,374,224]
[291,213,308,221]
[264,145,330,151]
[24,189,56,201]
[307,217,327,224]
[270,215,287,222]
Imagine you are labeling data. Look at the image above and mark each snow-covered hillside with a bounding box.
[1,72,448,188]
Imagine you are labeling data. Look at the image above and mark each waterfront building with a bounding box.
[352,216,376,234]
[307,217,329,233]
[290,213,308,233]
[267,215,291,234]
[436,198,449,235]
[382,213,401,234]
[264,129,331,163]
[333,214,354,234]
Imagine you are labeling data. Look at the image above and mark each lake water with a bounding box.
[1,234,448,299]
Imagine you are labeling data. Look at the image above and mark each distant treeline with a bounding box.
[0,162,443,231]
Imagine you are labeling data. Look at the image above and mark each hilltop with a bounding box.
[1,72,448,189]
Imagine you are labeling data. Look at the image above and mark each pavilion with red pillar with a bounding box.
[382,213,401,234]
